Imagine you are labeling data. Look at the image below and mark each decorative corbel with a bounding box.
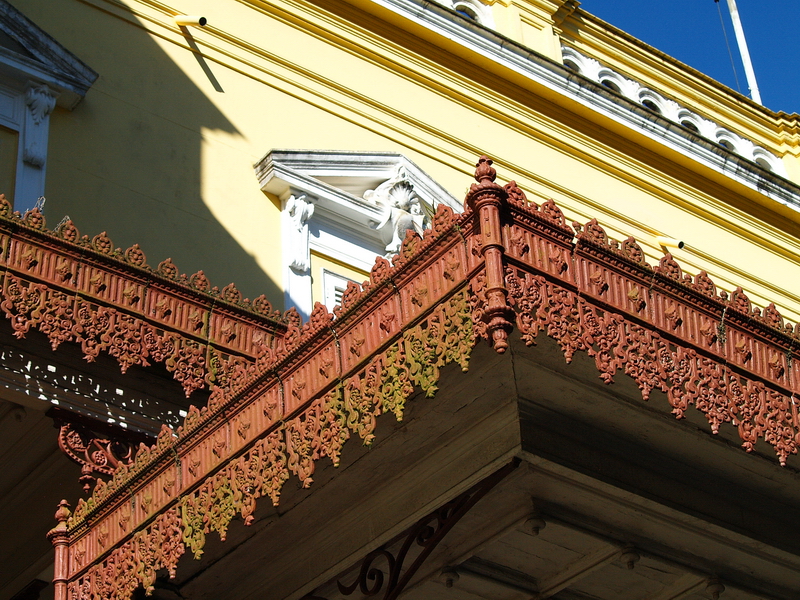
[465,156,514,353]
[49,407,152,493]
[552,0,580,33]
[286,193,315,272]
[23,83,58,167]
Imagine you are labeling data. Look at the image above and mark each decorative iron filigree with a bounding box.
[51,408,151,493]
[305,461,517,600]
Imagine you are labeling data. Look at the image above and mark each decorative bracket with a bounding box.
[49,408,152,493]
[23,83,58,168]
[303,461,517,600]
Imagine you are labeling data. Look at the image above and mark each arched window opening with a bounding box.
[454,3,479,22]
[601,79,621,94]
[681,120,699,134]
[718,139,735,151]
[642,99,661,114]
[564,59,580,73]
[755,157,773,172]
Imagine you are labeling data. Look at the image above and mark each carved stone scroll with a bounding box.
[23,83,58,167]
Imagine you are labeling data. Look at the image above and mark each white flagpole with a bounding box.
[725,0,762,104]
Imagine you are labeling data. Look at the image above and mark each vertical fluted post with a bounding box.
[47,500,71,600]
[466,156,514,353]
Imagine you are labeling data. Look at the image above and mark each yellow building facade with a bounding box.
[5,0,799,320]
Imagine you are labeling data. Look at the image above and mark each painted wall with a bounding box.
[9,0,800,321]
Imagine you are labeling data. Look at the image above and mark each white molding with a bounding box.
[363,0,800,215]
[22,83,56,167]
[0,1,97,109]
[443,0,495,28]
[560,47,786,176]
[256,150,461,320]
[0,79,50,210]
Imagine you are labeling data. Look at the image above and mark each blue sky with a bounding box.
[580,0,799,115]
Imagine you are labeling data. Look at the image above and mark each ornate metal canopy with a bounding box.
[3,158,794,600]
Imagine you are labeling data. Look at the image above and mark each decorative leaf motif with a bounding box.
[378,342,414,421]
[0,194,11,218]
[251,294,275,316]
[656,253,682,280]
[370,255,393,284]
[157,258,179,279]
[57,219,80,242]
[693,271,716,296]
[621,237,645,264]
[540,199,565,226]
[23,207,45,229]
[504,180,536,208]
[221,283,242,304]
[431,203,457,236]
[581,218,608,245]
[189,271,210,292]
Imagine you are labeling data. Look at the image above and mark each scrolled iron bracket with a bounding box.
[304,460,517,600]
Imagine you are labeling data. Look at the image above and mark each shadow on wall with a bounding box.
[18,0,281,305]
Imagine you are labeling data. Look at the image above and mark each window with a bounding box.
[681,120,699,134]
[256,150,462,320]
[322,270,356,311]
[449,1,494,28]
[0,124,19,203]
[454,5,479,21]
[754,157,773,172]
[601,80,621,94]
[641,99,661,114]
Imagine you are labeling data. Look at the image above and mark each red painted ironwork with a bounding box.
[42,161,800,600]
[0,193,285,399]
[50,408,152,493]
[465,156,514,353]
[47,500,71,600]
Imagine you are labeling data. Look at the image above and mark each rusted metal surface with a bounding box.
[41,159,800,600]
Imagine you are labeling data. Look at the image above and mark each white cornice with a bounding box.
[259,149,461,210]
[364,0,800,216]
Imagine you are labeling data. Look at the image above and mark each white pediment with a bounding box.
[255,149,462,257]
[0,0,97,109]
[254,149,463,318]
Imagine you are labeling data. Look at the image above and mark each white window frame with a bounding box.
[0,80,55,209]
[322,270,357,312]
